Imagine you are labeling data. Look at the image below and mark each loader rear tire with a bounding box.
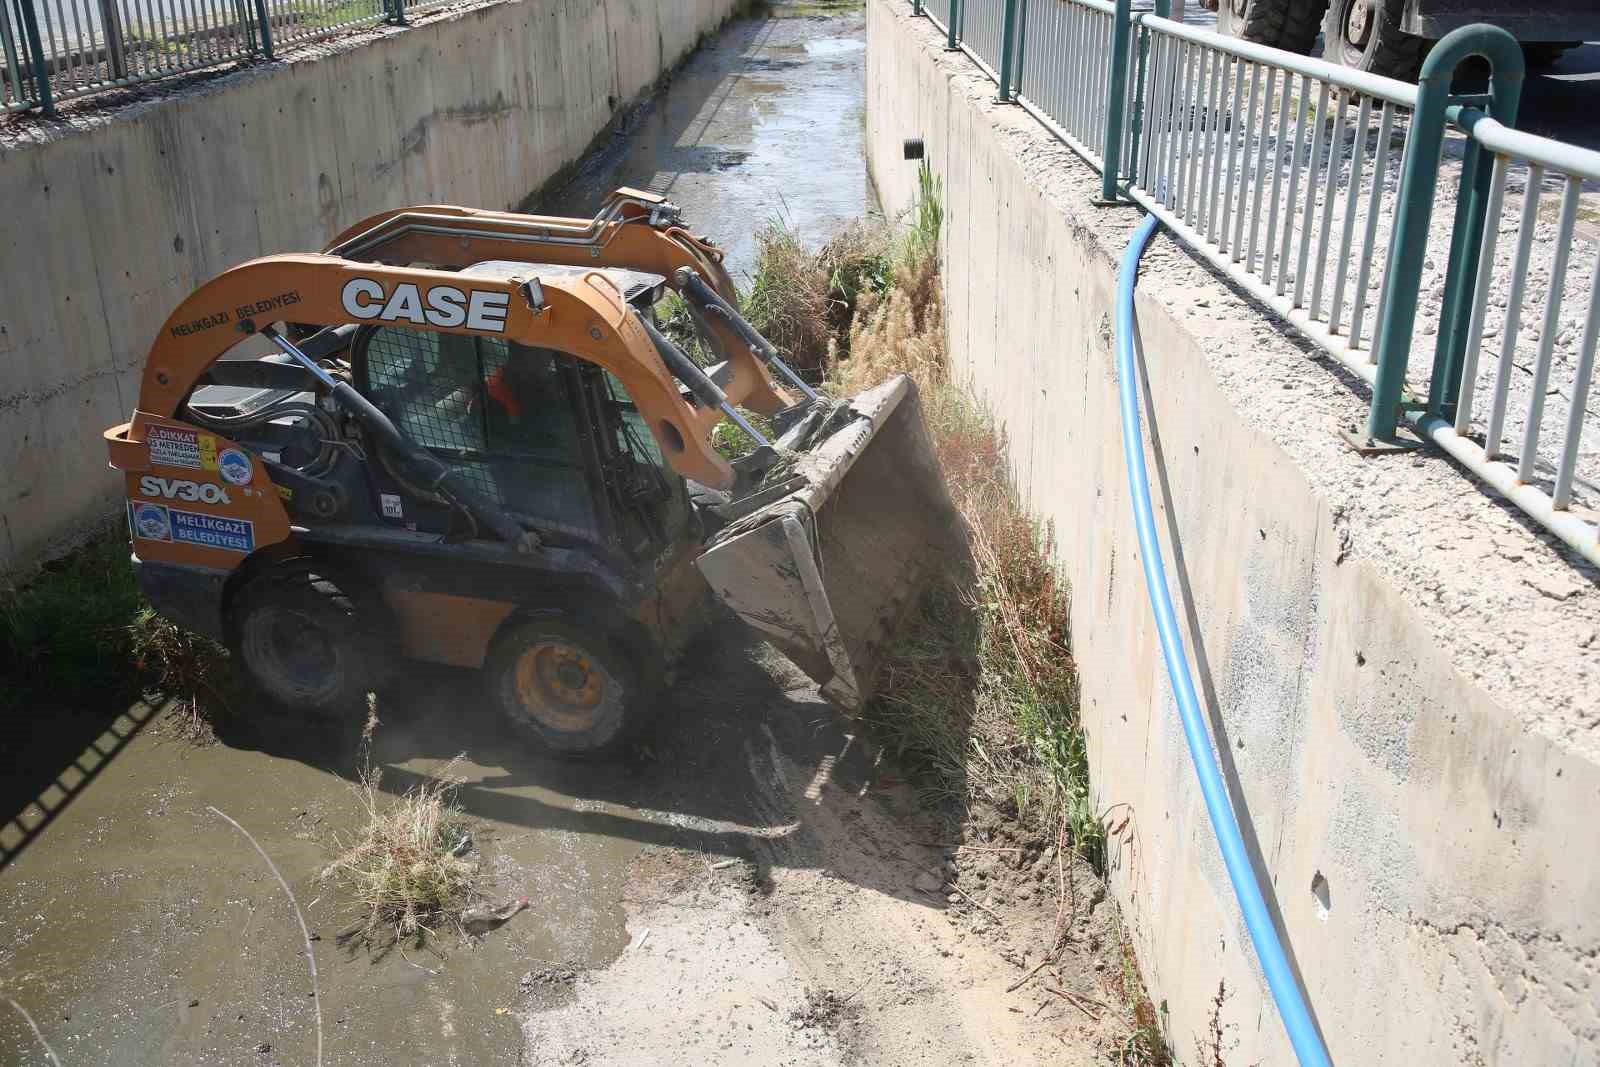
[232,576,378,716]
[486,618,647,758]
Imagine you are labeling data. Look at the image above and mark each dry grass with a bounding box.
[742,218,835,373]
[321,749,479,948]
[129,606,234,741]
[828,165,1102,861]
[739,217,892,375]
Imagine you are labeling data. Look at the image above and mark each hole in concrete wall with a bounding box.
[1311,871,1331,922]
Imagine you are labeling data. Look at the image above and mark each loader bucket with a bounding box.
[695,375,961,710]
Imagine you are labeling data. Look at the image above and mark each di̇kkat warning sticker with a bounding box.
[147,425,220,472]
[128,501,254,553]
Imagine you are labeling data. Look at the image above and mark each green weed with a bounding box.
[1,529,231,723]
[1,533,146,709]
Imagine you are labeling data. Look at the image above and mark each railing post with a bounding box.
[1126,0,1167,191]
[0,0,25,102]
[1363,23,1523,444]
[946,0,960,49]
[252,0,274,58]
[996,0,1019,101]
[1101,0,1133,201]
[1427,104,1522,421]
[1012,0,1029,92]
[15,0,54,115]
[94,0,127,80]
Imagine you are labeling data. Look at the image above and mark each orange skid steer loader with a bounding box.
[105,189,956,755]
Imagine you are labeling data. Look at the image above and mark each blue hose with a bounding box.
[1115,212,1333,1067]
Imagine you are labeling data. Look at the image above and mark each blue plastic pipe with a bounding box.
[1115,212,1333,1067]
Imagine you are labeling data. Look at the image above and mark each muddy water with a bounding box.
[539,4,876,285]
[0,9,873,1066]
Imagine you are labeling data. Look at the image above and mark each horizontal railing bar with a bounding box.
[1411,413,1600,567]
[1454,108,1600,181]
[1135,12,1419,109]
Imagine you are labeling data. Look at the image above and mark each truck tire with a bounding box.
[485,617,651,758]
[1217,0,1327,55]
[232,574,380,715]
[1321,0,1424,81]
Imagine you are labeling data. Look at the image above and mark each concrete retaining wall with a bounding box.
[866,2,1600,1063]
[0,0,740,575]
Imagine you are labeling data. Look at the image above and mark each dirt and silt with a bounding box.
[2,626,1134,1066]
[2,6,1146,1065]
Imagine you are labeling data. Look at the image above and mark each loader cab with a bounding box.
[351,313,692,563]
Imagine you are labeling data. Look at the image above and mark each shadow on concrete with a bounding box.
[0,698,159,872]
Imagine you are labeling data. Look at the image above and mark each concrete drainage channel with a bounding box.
[0,7,1150,1065]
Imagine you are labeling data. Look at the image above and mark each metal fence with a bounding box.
[910,0,1600,567]
[0,0,452,112]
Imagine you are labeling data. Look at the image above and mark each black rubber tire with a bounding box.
[1218,0,1327,55]
[1522,42,1580,70]
[231,573,379,716]
[485,617,650,758]
[1321,0,1424,81]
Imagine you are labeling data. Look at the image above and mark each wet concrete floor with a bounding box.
[0,6,878,1065]
[538,3,877,284]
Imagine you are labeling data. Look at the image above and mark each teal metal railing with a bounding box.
[0,0,447,113]
[907,0,1600,566]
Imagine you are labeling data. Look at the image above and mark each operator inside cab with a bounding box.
[477,349,576,458]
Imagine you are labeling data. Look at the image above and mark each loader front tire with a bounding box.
[486,618,646,758]
[233,576,377,716]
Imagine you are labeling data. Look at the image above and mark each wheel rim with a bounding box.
[512,641,608,732]
[246,606,342,701]
[1342,0,1372,54]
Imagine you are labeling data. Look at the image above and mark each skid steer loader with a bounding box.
[105,189,956,755]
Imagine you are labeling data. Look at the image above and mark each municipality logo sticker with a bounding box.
[131,502,171,542]
[218,448,253,486]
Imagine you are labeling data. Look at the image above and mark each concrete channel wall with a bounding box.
[0,0,740,576]
[866,2,1600,1063]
